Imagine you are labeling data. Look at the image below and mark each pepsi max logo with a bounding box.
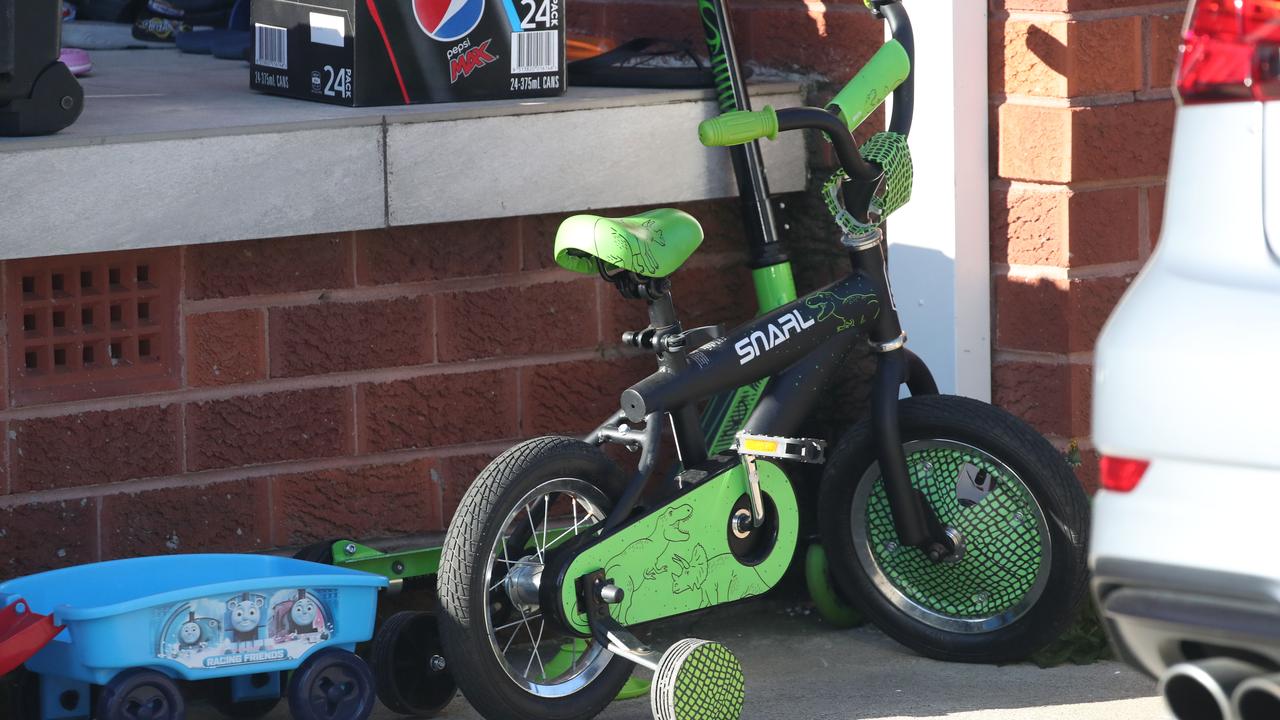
[414,0,485,41]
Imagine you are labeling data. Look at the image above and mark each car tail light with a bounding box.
[1099,456,1150,493]
[1178,0,1280,103]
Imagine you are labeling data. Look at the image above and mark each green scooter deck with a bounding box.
[315,539,653,701]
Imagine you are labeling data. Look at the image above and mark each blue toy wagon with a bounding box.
[0,554,387,720]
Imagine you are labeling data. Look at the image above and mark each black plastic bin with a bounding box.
[0,0,83,136]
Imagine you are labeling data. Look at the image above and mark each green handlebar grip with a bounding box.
[827,39,910,132]
[698,106,779,147]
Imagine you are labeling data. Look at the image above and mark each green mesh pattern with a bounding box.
[666,642,744,720]
[861,132,913,218]
[864,446,1044,619]
[704,380,769,455]
[823,132,914,237]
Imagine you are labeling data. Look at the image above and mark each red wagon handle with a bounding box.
[0,598,64,677]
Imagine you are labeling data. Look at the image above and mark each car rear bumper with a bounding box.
[1094,559,1280,678]
[1092,458,1280,677]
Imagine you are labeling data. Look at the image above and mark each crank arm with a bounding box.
[577,570,661,671]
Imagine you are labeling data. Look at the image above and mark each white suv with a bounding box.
[1091,1,1280,718]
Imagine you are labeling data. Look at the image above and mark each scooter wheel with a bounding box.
[287,648,376,720]
[291,539,342,564]
[650,639,744,720]
[371,611,456,716]
[97,668,185,720]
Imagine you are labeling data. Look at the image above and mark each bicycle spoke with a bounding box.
[544,507,594,548]
[502,620,523,654]
[494,614,541,633]
[542,495,550,555]
[526,504,544,563]
[524,616,547,678]
[504,602,535,655]
[533,618,548,679]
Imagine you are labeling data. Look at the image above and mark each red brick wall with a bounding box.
[0,200,759,581]
[2,0,1185,578]
[989,0,1185,489]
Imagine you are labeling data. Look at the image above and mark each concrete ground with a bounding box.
[200,599,1168,720]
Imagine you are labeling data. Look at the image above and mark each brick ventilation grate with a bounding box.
[7,251,180,405]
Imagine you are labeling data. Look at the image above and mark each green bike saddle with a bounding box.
[554,208,703,278]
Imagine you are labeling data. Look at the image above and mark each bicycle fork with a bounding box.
[849,230,954,560]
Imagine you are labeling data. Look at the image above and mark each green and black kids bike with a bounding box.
[435,2,1091,719]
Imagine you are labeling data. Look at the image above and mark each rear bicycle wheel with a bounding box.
[437,437,634,720]
[818,395,1090,663]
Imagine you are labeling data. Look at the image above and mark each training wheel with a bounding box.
[650,639,744,720]
[804,544,864,629]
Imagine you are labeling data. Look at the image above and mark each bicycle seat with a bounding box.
[554,208,703,278]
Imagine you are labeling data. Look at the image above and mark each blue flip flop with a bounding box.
[210,30,250,61]
[175,0,248,55]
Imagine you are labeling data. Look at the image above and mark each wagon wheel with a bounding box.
[96,668,185,720]
[287,648,377,720]
[208,673,283,719]
[371,611,456,716]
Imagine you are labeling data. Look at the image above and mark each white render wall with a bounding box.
[886,3,992,400]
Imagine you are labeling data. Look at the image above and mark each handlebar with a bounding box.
[879,1,915,136]
[697,106,777,147]
[826,39,910,134]
[696,0,915,227]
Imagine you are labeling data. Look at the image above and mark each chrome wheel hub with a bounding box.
[503,557,543,612]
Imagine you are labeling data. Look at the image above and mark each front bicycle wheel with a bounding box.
[818,395,1089,663]
[437,437,634,720]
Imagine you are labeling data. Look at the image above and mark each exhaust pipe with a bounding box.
[1233,673,1280,720]
[1160,658,1264,720]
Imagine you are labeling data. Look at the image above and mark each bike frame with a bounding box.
[590,236,940,539]
[590,0,950,557]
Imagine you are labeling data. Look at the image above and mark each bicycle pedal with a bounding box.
[651,638,744,720]
[732,432,826,464]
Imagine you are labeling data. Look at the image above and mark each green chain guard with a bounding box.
[824,131,913,236]
[560,459,799,633]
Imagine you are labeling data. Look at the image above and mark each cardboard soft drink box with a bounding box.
[250,0,565,106]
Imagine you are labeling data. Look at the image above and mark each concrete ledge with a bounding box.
[0,50,807,260]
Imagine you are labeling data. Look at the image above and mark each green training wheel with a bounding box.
[650,639,744,720]
[804,543,864,629]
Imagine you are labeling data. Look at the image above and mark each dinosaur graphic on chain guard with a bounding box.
[559,457,799,634]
